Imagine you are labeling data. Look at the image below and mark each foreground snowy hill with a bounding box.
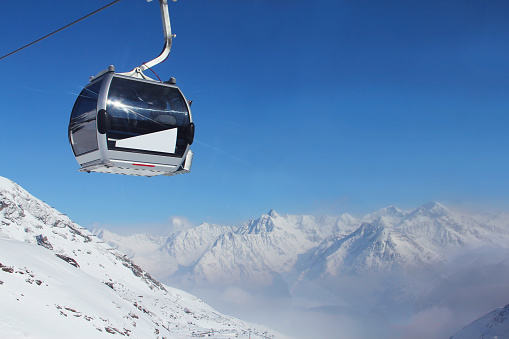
[0,176,283,338]
[450,304,509,339]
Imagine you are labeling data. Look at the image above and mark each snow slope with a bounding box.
[450,304,509,339]
[0,176,284,338]
[1,238,165,338]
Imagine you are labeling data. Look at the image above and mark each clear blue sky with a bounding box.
[1,0,508,233]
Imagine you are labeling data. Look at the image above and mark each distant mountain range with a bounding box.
[0,176,283,338]
[95,201,508,286]
[95,197,509,338]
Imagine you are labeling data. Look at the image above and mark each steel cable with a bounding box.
[0,0,122,61]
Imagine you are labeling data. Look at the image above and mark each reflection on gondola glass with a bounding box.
[69,79,103,156]
[106,77,190,157]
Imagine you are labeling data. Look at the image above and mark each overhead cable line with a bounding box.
[0,0,122,61]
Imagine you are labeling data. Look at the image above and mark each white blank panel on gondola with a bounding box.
[115,128,178,154]
[69,71,194,177]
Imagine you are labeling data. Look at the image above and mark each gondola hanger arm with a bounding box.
[143,0,177,71]
[120,0,177,79]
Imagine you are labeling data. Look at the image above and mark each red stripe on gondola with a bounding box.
[133,163,155,167]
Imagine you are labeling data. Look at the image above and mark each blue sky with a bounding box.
[1,0,508,233]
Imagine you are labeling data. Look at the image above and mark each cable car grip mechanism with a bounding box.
[120,0,177,80]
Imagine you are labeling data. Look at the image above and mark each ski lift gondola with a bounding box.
[68,0,194,177]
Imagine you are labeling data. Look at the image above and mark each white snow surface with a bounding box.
[0,176,285,339]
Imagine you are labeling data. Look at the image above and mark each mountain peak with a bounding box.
[267,209,279,218]
[413,201,449,218]
[384,206,404,215]
[363,205,407,227]
[0,176,16,189]
[422,201,446,210]
[238,210,280,234]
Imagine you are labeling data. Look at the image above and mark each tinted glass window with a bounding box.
[69,79,103,156]
[106,77,190,157]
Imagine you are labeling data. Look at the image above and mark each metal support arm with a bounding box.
[142,0,174,71]
[120,0,176,80]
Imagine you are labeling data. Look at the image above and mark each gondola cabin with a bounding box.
[69,67,194,177]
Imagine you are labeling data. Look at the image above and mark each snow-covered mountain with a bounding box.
[236,209,358,242]
[394,202,502,249]
[306,202,509,279]
[304,219,443,279]
[98,209,360,286]
[97,201,508,287]
[95,223,234,282]
[362,205,408,225]
[189,211,328,285]
[360,202,503,249]
[0,176,284,338]
[450,304,509,339]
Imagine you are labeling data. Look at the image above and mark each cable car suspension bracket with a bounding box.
[119,0,177,80]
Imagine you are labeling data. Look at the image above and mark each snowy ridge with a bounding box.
[195,210,361,283]
[359,202,500,249]
[305,220,443,278]
[450,304,509,339]
[97,201,508,287]
[236,210,358,242]
[95,223,235,282]
[0,176,284,338]
[179,213,323,285]
[98,210,359,286]
[394,202,500,249]
[362,205,408,225]
[302,202,508,278]
[165,223,235,268]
